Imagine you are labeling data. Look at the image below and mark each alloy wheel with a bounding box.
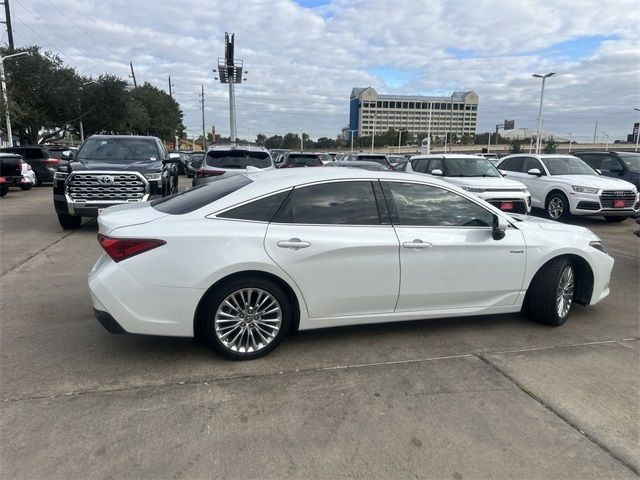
[214,288,282,354]
[556,265,575,319]
[548,196,564,220]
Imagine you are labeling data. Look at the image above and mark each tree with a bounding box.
[282,133,301,150]
[129,83,183,140]
[509,139,522,153]
[544,137,558,154]
[264,135,283,149]
[79,75,130,136]
[255,133,267,146]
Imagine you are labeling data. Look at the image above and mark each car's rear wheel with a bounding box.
[604,216,628,223]
[57,213,82,229]
[200,278,291,360]
[0,185,8,197]
[20,183,32,191]
[526,257,575,326]
[545,192,570,221]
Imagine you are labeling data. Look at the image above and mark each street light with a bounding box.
[346,129,358,152]
[634,108,640,152]
[533,72,556,154]
[370,114,378,153]
[397,129,409,153]
[601,132,611,151]
[0,51,28,147]
[567,133,574,152]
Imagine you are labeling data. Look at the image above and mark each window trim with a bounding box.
[380,179,500,229]
[269,179,388,227]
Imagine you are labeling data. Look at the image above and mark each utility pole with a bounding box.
[2,0,14,50]
[129,61,137,88]
[300,131,303,151]
[0,51,26,147]
[593,121,598,144]
[200,85,206,150]
[168,76,174,98]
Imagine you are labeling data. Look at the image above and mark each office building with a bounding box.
[349,87,478,139]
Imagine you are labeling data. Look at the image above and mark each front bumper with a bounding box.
[569,191,639,217]
[476,192,531,214]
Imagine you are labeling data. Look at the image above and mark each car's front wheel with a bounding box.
[604,216,628,223]
[545,192,570,221]
[199,278,291,360]
[526,257,575,326]
[57,213,82,229]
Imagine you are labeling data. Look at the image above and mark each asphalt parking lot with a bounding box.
[1,179,638,479]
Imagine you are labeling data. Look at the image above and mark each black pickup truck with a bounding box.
[53,135,180,228]
[0,153,24,197]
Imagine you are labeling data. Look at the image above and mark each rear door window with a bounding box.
[206,150,272,169]
[500,157,525,172]
[217,190,290,222]
[151,175,252,214]
[286,154,322,166]
[274,181,380,225]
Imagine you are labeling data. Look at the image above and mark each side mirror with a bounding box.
[430,169,443,176]
[61,150,74,160]
[500,169,507,176]
[492,215,508,240]
[527,168,542,177]
[164,153,181,164]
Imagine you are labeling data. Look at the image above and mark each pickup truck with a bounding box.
[0,153,24,197]
[53,135,180,229]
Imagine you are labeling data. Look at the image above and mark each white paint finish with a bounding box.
[265,224,400,318]
[394,226,526,311]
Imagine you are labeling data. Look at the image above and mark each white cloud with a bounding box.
[10,0,640,141]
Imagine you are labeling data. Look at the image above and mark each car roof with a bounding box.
[87,134,160,141]
[208,144,268,153]
[332,160,386,166]
[409,154,487,160]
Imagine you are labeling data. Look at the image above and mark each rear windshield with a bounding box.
[287,154,322,166]
[206,150,271,169]
[356,155,388,165]
[151,175,252,214]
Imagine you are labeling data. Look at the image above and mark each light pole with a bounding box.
[346,129,358,152]
[425,101,432,154]
[602,132,611,151]
[0,51,28,147]
[567,133,574,152]
[370,114,378,152]
[533,72,555,154]
[397,129,408,153]
[634,108,640,152]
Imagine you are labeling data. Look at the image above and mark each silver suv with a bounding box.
[192,145,275,186]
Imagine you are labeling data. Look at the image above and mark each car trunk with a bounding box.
[98,202,168,235]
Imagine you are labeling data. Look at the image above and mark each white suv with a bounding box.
[496,154,639,222]
[398,154,532,214]
[193,145,275,186]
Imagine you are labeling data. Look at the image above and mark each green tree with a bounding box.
[129,83,184,140]
[79,75,130,136]
[282,133,301,150]
[255,133,267,146]
[509,139,522,153]
[264,135,283,149]
[544,137,557,153]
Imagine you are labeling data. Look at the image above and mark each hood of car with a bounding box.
[509,213,595,235]
[549,174,637,191]
[444,176,527,190]
[69,159,163,174]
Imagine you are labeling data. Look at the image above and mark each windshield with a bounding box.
[541,156,596,175]
[444,158,501,177]
[287,154,322,166]
[356,155,388,165]
[617,153,640,173]
[206,150,271,169]
[77,138,159,162]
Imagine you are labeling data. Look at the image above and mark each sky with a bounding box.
[7,0,640,142]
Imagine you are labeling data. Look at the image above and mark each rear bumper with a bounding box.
[93,308,128,334]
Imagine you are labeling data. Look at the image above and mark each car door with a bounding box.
[521,157,547,207]
[264,180,400,318]
[382,180,526,311]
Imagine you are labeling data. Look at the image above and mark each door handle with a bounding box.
[402,239,432,250]
[277,238,311,250]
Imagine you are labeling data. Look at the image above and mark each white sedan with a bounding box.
[89,169,614,360]
[497,154,639,222]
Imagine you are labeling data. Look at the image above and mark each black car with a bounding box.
[0,153,24,197]
[277,152,323,168]
[572,151,640,189]
[0,145,71,185]
[53,135,180,229]
[186,152,204,178]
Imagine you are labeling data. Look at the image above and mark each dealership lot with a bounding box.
[1,181,638,479]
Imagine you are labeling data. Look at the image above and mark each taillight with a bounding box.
[43,158,60,166]
[97,234,166,262]
[196,169,224,178]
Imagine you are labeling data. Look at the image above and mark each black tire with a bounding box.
[0,185,8,197]
[604,216,628,223]
[545,191,571,221]
[525,257,575,326]
[33,173,42,186]
[198,277,291,360]
[20,183,33,191]
[57,213,82,229]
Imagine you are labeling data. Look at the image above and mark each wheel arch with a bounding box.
[545,188,569,206]
[193,270,302,340]
[525,253,594,307]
